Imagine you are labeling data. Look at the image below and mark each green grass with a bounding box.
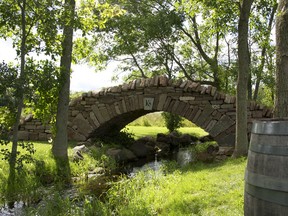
[128,112,197,128]
[1,128,245,216]
[125,126,208,139]
[0,141,111,207]
[106,158,246,216]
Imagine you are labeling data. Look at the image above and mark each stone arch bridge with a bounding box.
[66,76,272,147]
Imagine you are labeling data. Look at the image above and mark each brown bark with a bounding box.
[8,0,27,208]
[274,1,288,118]
[233,0,254,158]
[179,17,220,89]
[52,0,75,158]
[253,4,277,100]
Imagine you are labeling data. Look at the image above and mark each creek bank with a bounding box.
[75,132,233,173]
[103,132,221,166]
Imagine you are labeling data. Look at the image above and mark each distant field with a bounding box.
[125,126,208,139]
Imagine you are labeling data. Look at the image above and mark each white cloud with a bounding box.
[0,38,17,63]
[0,39,122,92]
[71,63,122,92]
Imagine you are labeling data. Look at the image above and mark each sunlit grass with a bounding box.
[107,158,246,216]
[125,126,208,139]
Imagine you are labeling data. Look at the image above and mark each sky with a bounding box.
[0,39,122,92]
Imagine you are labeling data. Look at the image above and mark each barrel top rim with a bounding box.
[253,118,288,123]
[252,119,288,135]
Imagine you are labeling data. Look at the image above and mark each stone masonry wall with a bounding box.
[18,75,273,146]
[18,114,52,141]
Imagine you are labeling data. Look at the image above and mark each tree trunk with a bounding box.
[8,0,27,208]
[233,0,254,158]
[52,0,75,158]
[274,1,288,118]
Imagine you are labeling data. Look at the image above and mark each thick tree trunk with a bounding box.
[233,0,254,158]
[52,0,75,158]
[274,1,288,118]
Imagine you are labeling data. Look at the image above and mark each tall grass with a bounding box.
[0,142,112,207]
[105,158,246,216]
[1,126,245,216]
[22,158,246,216]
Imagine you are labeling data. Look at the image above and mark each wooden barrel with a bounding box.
[244,119,288,215]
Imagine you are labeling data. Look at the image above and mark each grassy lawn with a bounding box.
[0,127,246,215]
[125,126,208,139]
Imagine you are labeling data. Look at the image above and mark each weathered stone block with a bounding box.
[209,115,235,137]
[39,133,48,141]
[36,125,45,130]
[179,96,195,101]
[99,107,110,122]
[196,104,214,127]
[91,105,105,124]
[200,86,207,94]
[90,112,100,127]
[252,110,263,118]
[29,133,39,141]
[220,104,234,109]
[18,131,29,140]
[224,95,236,104]
[156,94,167,111]
[72,113,93,137]
[25,125,36,130]
[153,76,159,87]
[210,100,224,105]
[159,76,168,86]
[67,128,86,141]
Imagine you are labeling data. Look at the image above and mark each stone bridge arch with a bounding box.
[67,76,273,147]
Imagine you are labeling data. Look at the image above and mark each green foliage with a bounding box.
[194,141,218,153]
[25,192,75,216]
[0,141,36,171]
[26,59,60,125]
[70,91,84,100]
[161,112,184,133]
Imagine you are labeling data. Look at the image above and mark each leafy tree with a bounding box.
[87,0,183,81]
[0,62,18,128]
[249,0,277,101]
[274,0,288,117]
[162,112,183,133]
[0,0,63,205]
[52,0,124,161]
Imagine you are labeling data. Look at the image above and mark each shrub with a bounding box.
[161,112,183,132]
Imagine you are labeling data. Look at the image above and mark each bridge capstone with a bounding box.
[18,76,273,146]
